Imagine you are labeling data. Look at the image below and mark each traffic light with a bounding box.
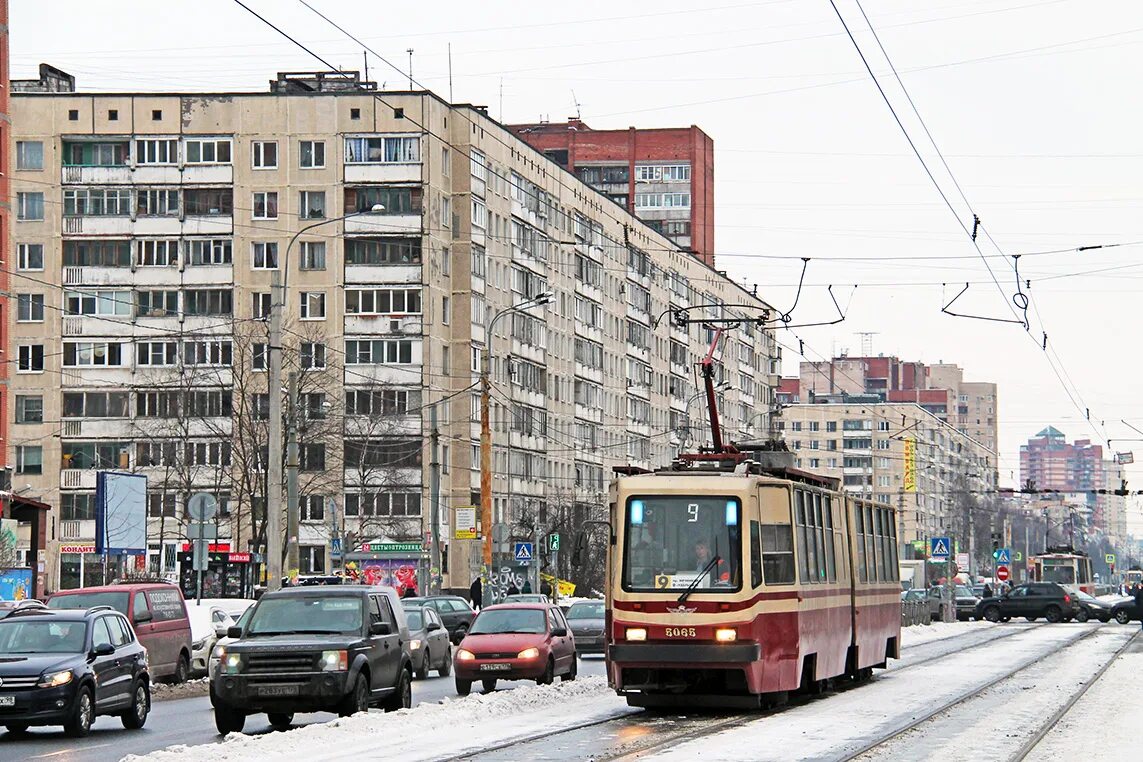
[991,531,1001,552]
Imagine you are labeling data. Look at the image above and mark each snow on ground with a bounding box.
[899,620,986,649]
[1024,630,1143,760]
[644,625,1104,762]
[127,677,628,762]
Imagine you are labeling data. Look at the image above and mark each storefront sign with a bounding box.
[455,507,478,539]
[179,542,232,553]
[357,542,423,554]
[59,545,96,554]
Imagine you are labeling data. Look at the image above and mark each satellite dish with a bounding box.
[187,493,218,522]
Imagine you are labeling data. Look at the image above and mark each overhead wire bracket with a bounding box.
[941,282,1027,326]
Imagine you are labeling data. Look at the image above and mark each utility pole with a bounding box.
[266,270,285,592]
[285,370,300,581]
[429,405,442,595]
[967,508,975,580]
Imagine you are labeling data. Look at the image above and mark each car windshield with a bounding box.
[405,610,424,630]
[47,591,130,616]
[622,496,742,593]
[0,620,87,653]
[1074,591,1095,602]
[567,602,604,619]
[246,596,363,635]
[470,609,546,635]
[956,586,973,597]
[506,595,547,603]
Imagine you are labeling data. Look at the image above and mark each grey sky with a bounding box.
[12,1,1143,504]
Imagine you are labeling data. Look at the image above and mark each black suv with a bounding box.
[975,582,1080,623]
[402,596,476,644]
[0,606,150,737]
[211,585,413,734]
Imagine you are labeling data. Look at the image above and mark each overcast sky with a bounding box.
[12,1,1143,509]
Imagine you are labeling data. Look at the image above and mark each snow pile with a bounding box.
[900,619,985,649]
[127,676,626,762]
[151,677,210,702]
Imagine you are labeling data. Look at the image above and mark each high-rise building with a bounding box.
[0,0,10,505]
[509,119,714,266]
[8,69,778,593]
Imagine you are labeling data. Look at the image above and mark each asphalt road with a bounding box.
[0,656,608,762]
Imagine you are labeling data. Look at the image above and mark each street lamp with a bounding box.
[480,292,552,605]
[267,204,384,592]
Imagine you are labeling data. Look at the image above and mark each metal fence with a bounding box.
[901,600,931,627]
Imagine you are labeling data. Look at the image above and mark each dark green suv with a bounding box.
[975,582,1080,623]
[0,606,150,737]
[211,585,413,734]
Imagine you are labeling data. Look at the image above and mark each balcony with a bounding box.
[59,520,96,541]
[60,470,99,489]
[344,214,421,235]
[61,166,131,185]
[344,163,422,184]
[344,264,420,285]
[343,315,423,337]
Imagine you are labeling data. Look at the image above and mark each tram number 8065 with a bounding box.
[665,627,697,638]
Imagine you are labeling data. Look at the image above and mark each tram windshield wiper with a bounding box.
[678,555,721,603]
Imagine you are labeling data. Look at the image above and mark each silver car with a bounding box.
[565,600,605,654]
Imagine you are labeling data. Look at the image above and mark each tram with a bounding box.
[603,323,899,708]
[1031,547,1094,594]
[1123,569,1143,590]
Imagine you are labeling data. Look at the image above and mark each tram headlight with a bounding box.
[626,628,647,641]
[715,628,738,643]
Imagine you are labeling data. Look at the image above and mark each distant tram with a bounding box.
[605,457,901,708]
[1031,547,1094,594]
[1123,569,1143,590]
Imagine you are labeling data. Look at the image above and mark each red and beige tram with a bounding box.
[1031,548,1094,594]
[605,459,901,708]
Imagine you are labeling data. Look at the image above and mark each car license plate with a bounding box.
[0,696,13,707]
[479,663,511,672]
[257,685,300,697]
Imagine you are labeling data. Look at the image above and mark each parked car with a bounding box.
[210,585,412,734]
[48,583,192,683]
[504,594,550,604]
[194,598,256,620]
[187,603,235,676]
[954,585,981,621]
[0,600,46,619]
[1070,590,1112,623]
[565,600,605,654]
[1110,596,1141,624]
[454,603,577,696]
[902,587,942,621]
[0,606,150,737]
[402,604,452,679]
[402,596,476,644]
[974,582,1080,623]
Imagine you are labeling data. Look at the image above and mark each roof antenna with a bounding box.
[448,43,454,103]
[406,48,414,89]
[363,50,369,84]
[572,90,582,119]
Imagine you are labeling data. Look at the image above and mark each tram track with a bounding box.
[443,622,1051,762]
[839,625,1129,762]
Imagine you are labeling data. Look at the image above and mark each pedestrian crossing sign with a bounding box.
[996,548,1011,565]
[930,537,951,560]
[514,542,534,564]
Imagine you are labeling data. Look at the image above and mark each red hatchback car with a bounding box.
[454,603,576,695]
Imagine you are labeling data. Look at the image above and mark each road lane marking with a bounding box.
[31,743,112,759]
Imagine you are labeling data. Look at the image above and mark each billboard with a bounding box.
[903,438,916,493]
[95,471,147,556]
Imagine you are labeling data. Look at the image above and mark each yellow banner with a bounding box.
[904,437,916,493]
[540,573,577,597]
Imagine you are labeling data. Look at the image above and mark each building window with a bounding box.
[64,188,132,216]
[252,343,268,371]
[252,192,278,220]
[63,342,124,367]
[137,239,179,267]
[300,292,326,320]
[344,237,421,265]
[17,244,44,271]
[151,109,162,121]
[61,494,97,521]
[344,136,420,163]
[135,139,178,165]
[442,296,450,325]
[183,289,233,316]
[187,239,233,266]
[252,140,278,169]
[345,287,422,315]
[17,294,45,322]
[300,140,325,168]
[252,292,271,319]
[345,339,414,365]
[16,446,43,475]
[350,107,361,120]
[300,342,327,369]
[68,109,79,121]
[63,141,128,167]
[136,188,180,216]
[137,341,178,366]
[184,188,233,215]
[183,340,233,366]
[299,241,326,271]
[300,496,326,522]
[15,395,43,424]
[18,345,45,372]
[15,141,43,170]
[108,109,119,121]
[17,192,45,220]
[300,190,325,219]
[185,138,232,164]
[252,242,279,270]
[633,192,690,209]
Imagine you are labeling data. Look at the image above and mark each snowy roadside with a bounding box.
[899,620,987,649]
[126,676,627,762]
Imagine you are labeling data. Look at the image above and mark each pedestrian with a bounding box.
[982,583,993,599]
[540,579,553,598]
[402,586,417,599]
[1133,585,1143,632]
[522,580,533,594]
[470,578,482,610]
[507,583,520,597]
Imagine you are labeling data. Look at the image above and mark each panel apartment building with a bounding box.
[8,69,779,593]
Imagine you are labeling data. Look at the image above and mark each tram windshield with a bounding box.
[622,496,742,593]
[1040,560,1075,584]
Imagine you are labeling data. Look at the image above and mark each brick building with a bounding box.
[509,119,714,266]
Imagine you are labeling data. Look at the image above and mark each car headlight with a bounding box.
[319,650,348,671]
[223,653,242,675]
[626,628,647,641]
[212,644,227,661]
[517,647,540,660]
[192,638,208,650]
[38,669,73,688]
[456,648,476,661]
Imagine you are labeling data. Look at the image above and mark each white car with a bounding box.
[187,602,236,676]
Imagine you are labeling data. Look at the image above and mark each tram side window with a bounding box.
[822,495,836,582]
[865,505,878,584]
[854,504,867,583]
[795,491,812,583]
[750,521,763,588]
[880,508,897,581]
[761,524,795,585]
